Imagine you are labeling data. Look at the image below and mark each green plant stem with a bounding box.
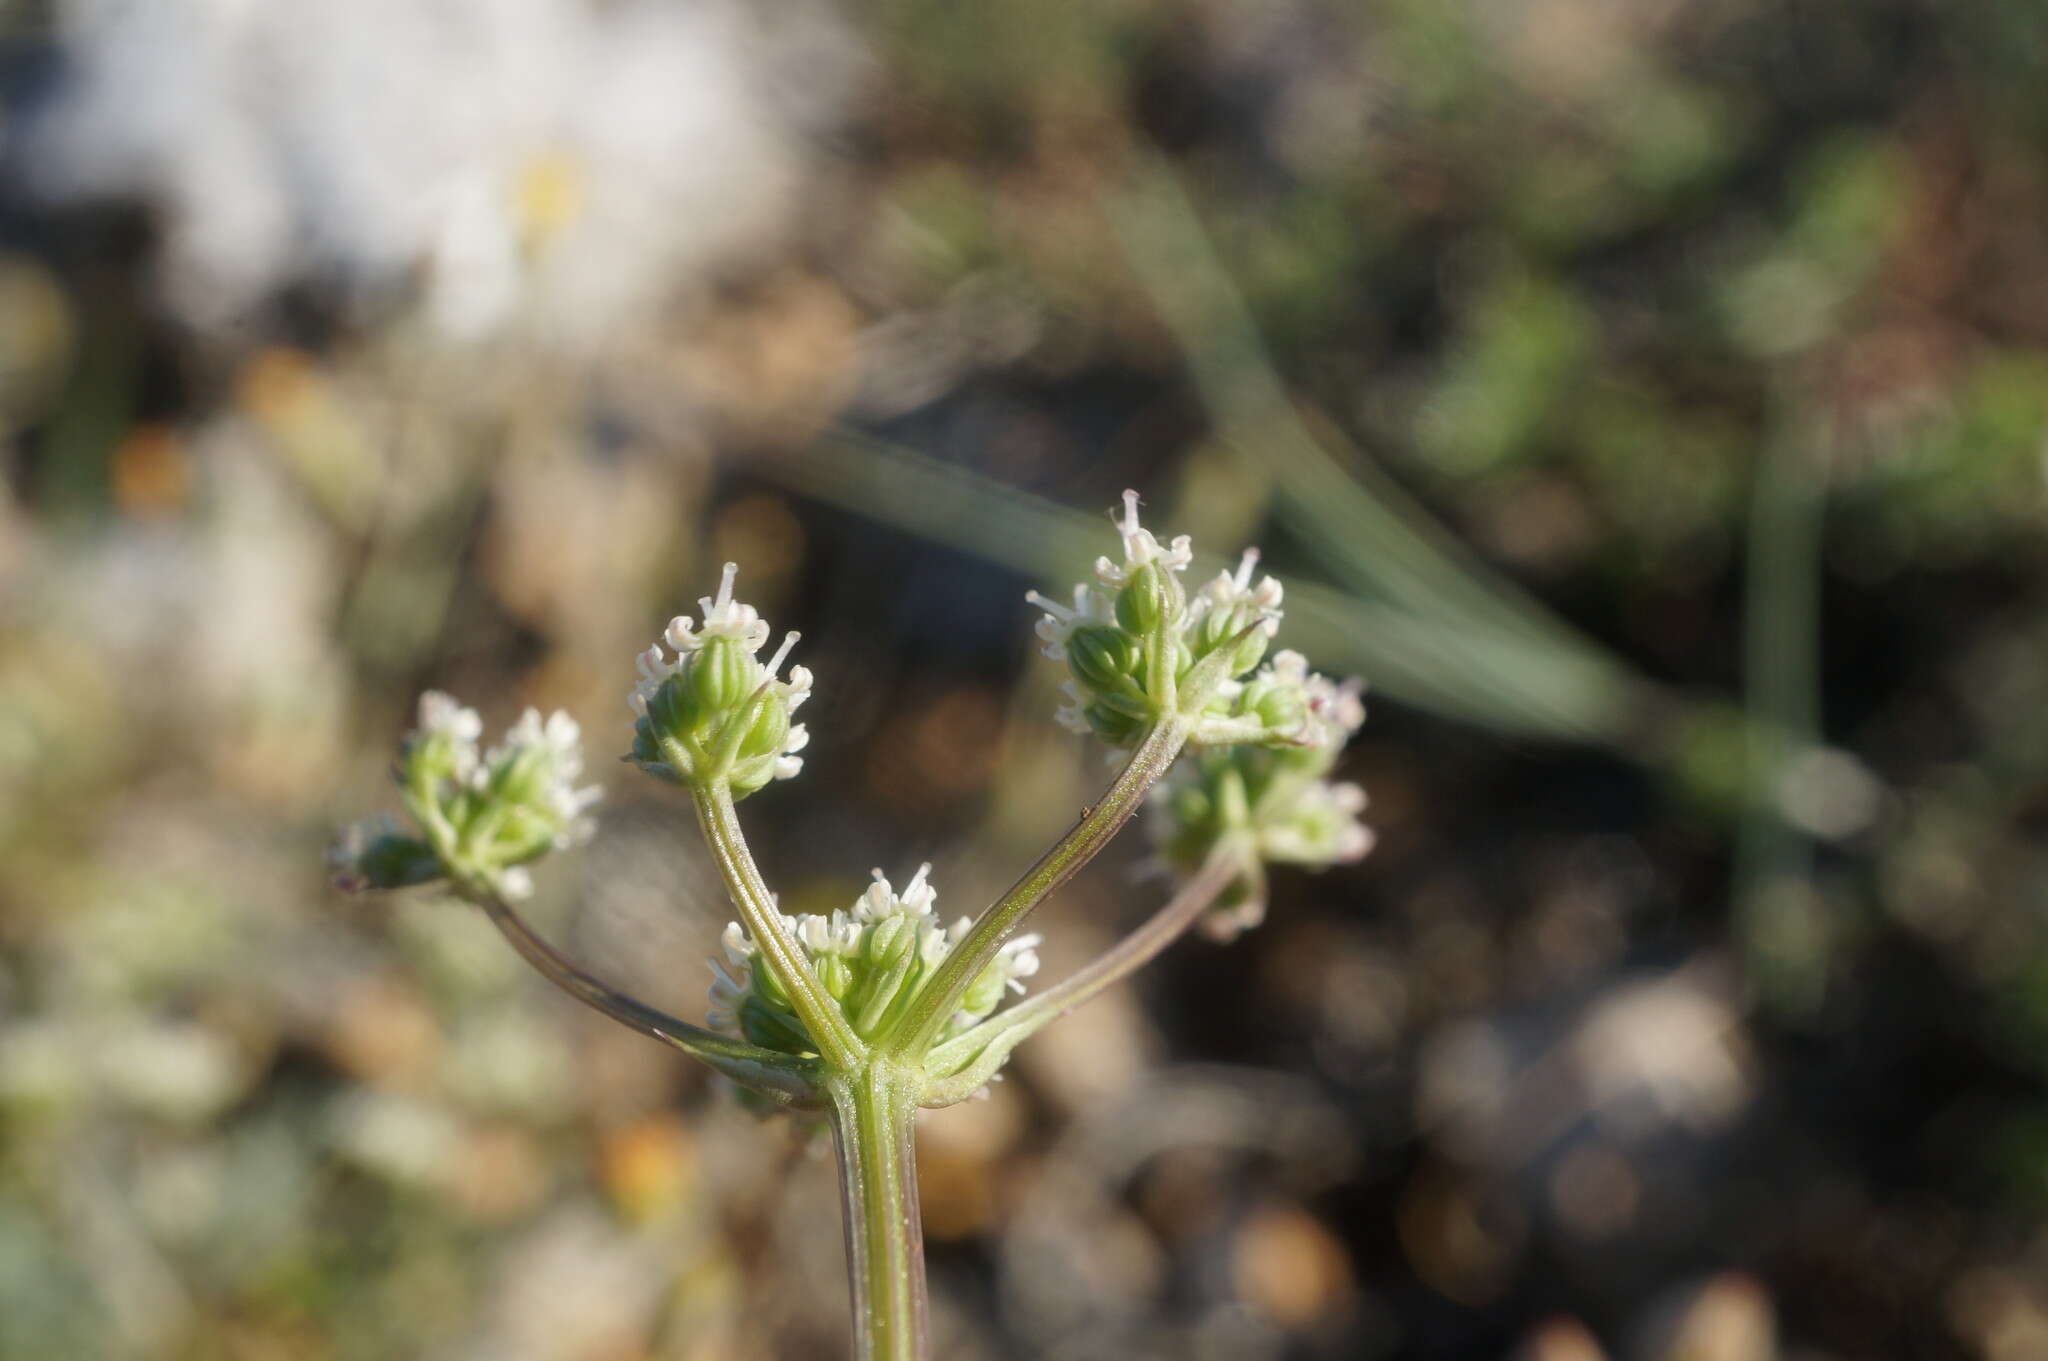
[922,845,1243,1104]
[692,781,866,1072]
[464,885,820,1104]
[827,1063,927,1361]
[885,716,1191,1058]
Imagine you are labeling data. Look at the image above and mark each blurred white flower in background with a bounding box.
[26,0,857,346]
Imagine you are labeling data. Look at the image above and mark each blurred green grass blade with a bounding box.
[1104,153,1632,662]
[1736,418,1830,1011]
[779,428,1651,743]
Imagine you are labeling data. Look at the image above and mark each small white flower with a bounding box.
[664,561,773,654]
[1297,662,1367,750]
[1022,583,1115,661]
[1260,780,1376,865]
[1093,489,1193,587]
[1187,547,1284,639]
[995,933,1042,993]
[1051,681,1092,737]
[418,691,484,742]
[486,706,604,845]
[856,863,938,920]
[415,690,485,780]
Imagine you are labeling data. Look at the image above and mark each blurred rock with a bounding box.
[1628,1272,1775,1361]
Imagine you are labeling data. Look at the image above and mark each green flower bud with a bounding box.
[1086,700,1148,745]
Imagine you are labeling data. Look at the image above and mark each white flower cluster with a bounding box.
[708,865,1041,1053]
[1025,490,1202,667]
[1028,491,1289,745]
[495,706,604,835]
[334,691,600,898]
[627,564,812,792]
[420,693,600,841]
[1148,649,1372,939]
[1093,488,1196,587]
[629,564,807,717]
[416,690,486,773]
[1258,780,1375,866]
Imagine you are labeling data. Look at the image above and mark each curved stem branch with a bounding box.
[885,717,1191,1059]
[464,885,822,1104]
[921,846,1242,1105]
[691,781,866,1072]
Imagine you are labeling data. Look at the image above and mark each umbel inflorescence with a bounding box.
[332,490,1372,1361]
[709,865,1042,1055]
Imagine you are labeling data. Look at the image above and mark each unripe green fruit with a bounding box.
[738,692,791,758]
[648,673,695,738]
[728,755,779,797]
[1068,625,1143,692]
[403,732,461,784]
[1115,563,1169,634]
[850,950,920,1038]
[1193,604,1240,658]
[689,636,758,714]
[1086,700,1147,745]
[814,952,854,1000]
[1226,626,1270,678]
[865,914,918,969]
[1252,685,1306,733]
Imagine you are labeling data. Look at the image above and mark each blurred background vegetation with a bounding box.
[3,0,2048,1357]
